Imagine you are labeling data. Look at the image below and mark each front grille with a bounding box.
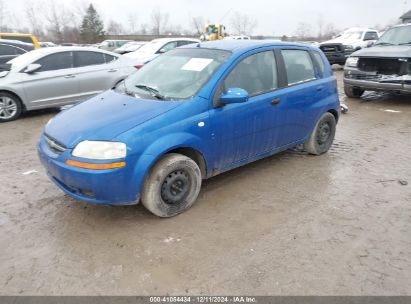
[349,74,383,81]
[320,44,343,53]
[358,58,406,75]
[45,135,67,154]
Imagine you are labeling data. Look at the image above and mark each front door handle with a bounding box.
[271,98,281,106]
[108,69,118,73]
[64,75,75,79]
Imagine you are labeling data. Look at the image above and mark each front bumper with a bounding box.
[37,135,141,205]
[344,68,411,94]
[323,52,351,65]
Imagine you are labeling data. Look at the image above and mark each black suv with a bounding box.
[344,24,411,97]
[0,39,34,64]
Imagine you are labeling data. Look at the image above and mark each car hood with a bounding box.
[321,37,361,45]
[45,90,182,148]
[352,45,411,58]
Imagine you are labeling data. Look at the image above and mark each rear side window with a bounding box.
[35,52,73,72]
[0,45,21,55]
[312,51,325,77]
[104,54,118,63]
[160,41,178,53]
[282,50,316,85]
[224,50,278,96]
[364,32,378,41]
[178,41,196,47]
[74,51,106,67]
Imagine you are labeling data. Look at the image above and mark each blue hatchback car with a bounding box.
[38,40,340,217]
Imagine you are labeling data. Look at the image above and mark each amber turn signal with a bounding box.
[66,159,126,170]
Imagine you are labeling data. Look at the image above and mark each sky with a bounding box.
[5,0,410,36]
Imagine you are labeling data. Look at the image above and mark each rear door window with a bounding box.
[282,49,316,85]
[312,51,325,77]
[0,45,20,55]
[224,50,278,96]
[34,52,73,72]
[74,51,106,67]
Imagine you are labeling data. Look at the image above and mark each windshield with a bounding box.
[340,31,363,40]
[133,40,165,55]
[376,25,411,45]
[122,48,231,100]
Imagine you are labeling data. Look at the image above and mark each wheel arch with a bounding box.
[0,89,25,110]
[327,108,339,123]
[166,147,207,179]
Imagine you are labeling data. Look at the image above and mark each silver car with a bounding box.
[0,47,137,122]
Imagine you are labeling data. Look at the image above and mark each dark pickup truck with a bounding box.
[344,24,411,97]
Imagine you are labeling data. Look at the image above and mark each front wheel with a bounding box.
[304,112,336,155]
[344,85,364,98]
[141,153,202,217]
[0,92,22,122]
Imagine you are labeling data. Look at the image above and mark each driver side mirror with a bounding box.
[157,48,167,54]
[366,41,375,47]
[220,88,249,104]
[24,63,42,74]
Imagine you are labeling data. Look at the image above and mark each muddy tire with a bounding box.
[344,85,364,98]
[141,153,202,217]
[304,112,336,155]
[0,92,22,122]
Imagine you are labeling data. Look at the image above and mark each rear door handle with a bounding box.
[317,85,324,91]
[271,98,281,106]
[64,75,75,79]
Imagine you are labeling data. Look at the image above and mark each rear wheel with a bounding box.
[344,85,364,98]
[141,153,202,217]
[304,112,336,155]
[0,92,22,122]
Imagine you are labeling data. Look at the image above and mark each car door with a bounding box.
[21,51,79,109]
[209,49,286,171]
[72,51,120,99]
[273,48,321,148]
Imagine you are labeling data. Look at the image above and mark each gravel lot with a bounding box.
[0,70,410,295]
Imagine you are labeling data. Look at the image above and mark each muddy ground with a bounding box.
[0,71,410,295]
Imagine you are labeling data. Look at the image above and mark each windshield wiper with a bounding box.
[135,84,165,100]
[374,42,395,46]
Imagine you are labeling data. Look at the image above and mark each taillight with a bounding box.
[135,64,144,69]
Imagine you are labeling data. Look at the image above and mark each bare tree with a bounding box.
[191,16,204,35]
[106,20,125,35]
[0,0,8,31]
[317,14,325,39]
[128,12,138,34]
[295,22,312,39]
[230,11,257,36]
[25,1,44,38]
[150,8,169,35]
[43,0,75,43]
[323,23,339,39]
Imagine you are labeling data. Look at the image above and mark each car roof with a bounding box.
[30,46,117,55]
[182,40,316,53]
[151,37,200,43]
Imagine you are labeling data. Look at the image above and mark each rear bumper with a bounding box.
[38,135,142,205]
[344,68,411,93]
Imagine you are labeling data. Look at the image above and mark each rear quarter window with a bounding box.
[312,51,325,77]
[282,49,316,85]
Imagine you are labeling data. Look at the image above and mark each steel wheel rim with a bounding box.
[161,170,191,205]
[317,121,331,147]
[0,97,17,119]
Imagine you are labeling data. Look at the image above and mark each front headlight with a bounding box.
[72,141,127,160]
[344,45,354,51]
[345,57,359,67]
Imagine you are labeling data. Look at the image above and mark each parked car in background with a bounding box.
[113,41,145,54]
[99,40,133,52]
[124,38,200,68]
[225,35,251,40]
[344,23,411,97]
[320,28,379,65]
[39,42,56,48]
[0,33,41,48]
[38,40,340,217]
[0,39,34,64]
[0,47,138,122]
